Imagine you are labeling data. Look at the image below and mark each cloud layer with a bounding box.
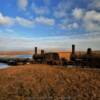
[35,16,55,26]
[0,13,14,25]
[0,0,100,50]
[73,8,100,32]
[0,12,55,27]
[0,36,100,51]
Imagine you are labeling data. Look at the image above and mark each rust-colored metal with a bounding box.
[41,49,44,55]
[87,48,92,55]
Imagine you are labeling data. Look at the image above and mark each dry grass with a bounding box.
[0,64,100,100]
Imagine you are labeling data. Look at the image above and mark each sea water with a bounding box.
[15,54,32,58]
[0,63,9,69]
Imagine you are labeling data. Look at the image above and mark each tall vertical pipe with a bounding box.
[35,47,37,55]
[72,44,75,54]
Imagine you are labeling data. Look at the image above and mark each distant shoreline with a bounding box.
[0,50,33,55]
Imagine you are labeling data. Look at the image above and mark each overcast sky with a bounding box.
[0,0,100,51]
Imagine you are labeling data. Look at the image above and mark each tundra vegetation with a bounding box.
[0,64,100,100]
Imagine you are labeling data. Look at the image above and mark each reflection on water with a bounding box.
[0,63,9,69]
[16,54,32,58]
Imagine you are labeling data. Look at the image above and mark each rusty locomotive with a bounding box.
[32,45,100,68]
[32,47,68,66]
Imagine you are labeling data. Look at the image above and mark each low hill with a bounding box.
[0,64,100,100]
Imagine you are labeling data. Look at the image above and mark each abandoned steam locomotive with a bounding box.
[32,45,100,68]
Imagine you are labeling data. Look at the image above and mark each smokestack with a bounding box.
[72,44,75,54]
[35,47,37,55]
[70,44,76,61]
[87,48,92,55]
[41,49,44,55]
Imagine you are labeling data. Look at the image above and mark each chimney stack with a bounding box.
[41,49,44,55]
[87,48,92,55]
[72,44,75,54]
[70,44,76,61]
[35,47,37,55]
